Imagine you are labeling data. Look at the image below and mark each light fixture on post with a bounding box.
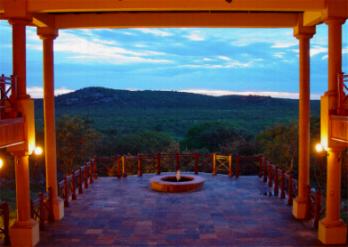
[33,146,43,156]
[315,143,327,154]
[33,146,44,190]
[315,143,324,153]
[0,158,4,170]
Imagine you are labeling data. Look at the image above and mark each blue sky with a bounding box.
[0,22,347,99]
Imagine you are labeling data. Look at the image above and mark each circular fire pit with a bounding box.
[150,174,205,193]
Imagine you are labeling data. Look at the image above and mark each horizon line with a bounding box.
[27,86,321,100]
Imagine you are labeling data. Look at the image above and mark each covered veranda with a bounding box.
[0,0,347,246]
[38,174,322,246]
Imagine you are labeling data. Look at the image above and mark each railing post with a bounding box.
[274,167,279,197]
[235,155,240,178]
[71,172,77,200]
[280,170,286,199]
[122,155,127,177]
[2,202,10,245]
[305,185,312,220]
[116,157,121,179]
[228,155,233,177]
[194,153,199,174]
[78,167,83,193]
[93,158,98,179]
[313,189,321,228]
[268,164,273,188]
[47,187,54,222]
[288,173,294,205]
[258,156,264,177]
[263,160,268,183]
[137,155,143,177]
[175,153,180,172]
[156,153,161,175]
[64,176,69,207]
[39,192,45,229]
[212,153,216,176]
[84,165,89,189]
[89,162,94,184]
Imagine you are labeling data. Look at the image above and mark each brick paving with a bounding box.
[38,173,324,246]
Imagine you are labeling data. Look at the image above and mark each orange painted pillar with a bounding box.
[318,18,347,245]
[37,27,64,221]
[292,25,315,220]
[8,18,40,247]
[11,19,28,99]
[13,153,31,222]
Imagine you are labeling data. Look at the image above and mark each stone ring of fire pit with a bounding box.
[150,174,205,193]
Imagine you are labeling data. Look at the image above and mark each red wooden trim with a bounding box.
[273,166,279,196]
[258,156,263,177]
[194,153,199,174]
[137,155,143,177]
[267,163,272,187]
[78,167,84,193]
[64,176,70,207]
[156,153,161,175]
[89,162,94,184]
[175,153,180,171]
[84,165,89,188]
[263,160,268,183]
[287,173,293,206]
[123,156,127,177]
[280,170,285,199]
[116,157,121,178]
[235,155,240,178]
[71,172,77,200]
[0,202,10,245]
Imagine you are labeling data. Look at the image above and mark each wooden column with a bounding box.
[318,18,347,245]
[38,27,64,221]
[292,24,315,220]
[8,18,40,247]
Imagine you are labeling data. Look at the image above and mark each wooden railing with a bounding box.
[259,157,323,228]
[31,188,54,230]
[58,159,98,208]
[337,72,348,115]
[0,74,17,120]
[29,158,97,231]
[0,117,25,148]
[105,153,259,178]
[0,202,10,245]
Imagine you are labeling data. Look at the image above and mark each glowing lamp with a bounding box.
[315,143,325,153]
[34,146,43,156]
[0,158,3,169]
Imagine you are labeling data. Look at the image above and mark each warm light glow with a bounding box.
[315,143,325,153]
[0,158,4,169]
[34,146,43,156]
[176,170,181,181]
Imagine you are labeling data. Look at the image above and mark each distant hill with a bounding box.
[34,87,320,137]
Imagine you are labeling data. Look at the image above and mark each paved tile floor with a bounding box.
[38,173,325,246]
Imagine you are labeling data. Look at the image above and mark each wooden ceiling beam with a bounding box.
[25,0,325,13]
[53,12,299,29]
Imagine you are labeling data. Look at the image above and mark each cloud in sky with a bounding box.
[133,28,173,37]
[28,87,74,98]
[0,22,347,98]
[185,31,205,41]
[180,89,321,100]
[26,29,172,65]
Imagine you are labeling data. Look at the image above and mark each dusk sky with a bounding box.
[0,22,347,99]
